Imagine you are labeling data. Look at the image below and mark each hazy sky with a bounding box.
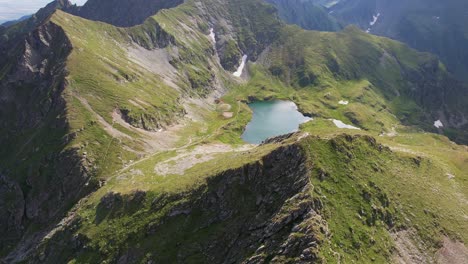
[0,0,87,23]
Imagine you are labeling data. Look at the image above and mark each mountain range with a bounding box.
[270,0,468,82]
[0,0,467,263]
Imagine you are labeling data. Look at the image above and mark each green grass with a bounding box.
[3,0,468,262]
[301,135,468,262]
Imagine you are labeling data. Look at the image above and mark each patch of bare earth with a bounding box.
[392,230,468,264]
[154,143,253,176]
[391,230,433,263]
[436,237,468,264]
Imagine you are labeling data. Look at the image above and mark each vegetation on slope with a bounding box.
[29,133,468,263]
[304,0,468,82]
[1,0,468,262]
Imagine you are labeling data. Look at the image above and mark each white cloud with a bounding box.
[0,0,87,23]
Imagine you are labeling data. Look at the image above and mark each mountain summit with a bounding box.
[71,0,184,27]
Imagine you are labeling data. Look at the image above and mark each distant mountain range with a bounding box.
[270,0,468,81]
[1,15,32,27]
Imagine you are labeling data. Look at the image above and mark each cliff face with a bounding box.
[0,20,96,256]
[0,22,70,129]
[0,173,24,254]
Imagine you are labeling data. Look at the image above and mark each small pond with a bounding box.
[241,100,311,144]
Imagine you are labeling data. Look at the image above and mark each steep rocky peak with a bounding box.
[31,0,75,25]
[73,0,184,27]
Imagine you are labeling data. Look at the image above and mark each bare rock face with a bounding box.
[0,19,97,258]
[0,21,71,130]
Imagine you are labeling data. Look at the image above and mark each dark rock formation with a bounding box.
[0,18,97,259]
[0,173,25,252]
[72,0,184,27]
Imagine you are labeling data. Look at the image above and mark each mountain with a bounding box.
[292,0,468,82]
[0,0,467,263]
[0,0,75,38]
[70,0,184,27]
[266,0,342,31]
[1,15,33,27]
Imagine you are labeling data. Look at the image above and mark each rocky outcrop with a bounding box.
[127,18,175,49]
[0,21,71,129]
[119,106,186,131]
[200,0,282,71]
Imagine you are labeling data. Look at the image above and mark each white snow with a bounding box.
[209,28,216,43]
[338,100,349,105]
[370,13,380,26]
[330,119,360,130]
[366,13,381,33]
[233,55,248,77]
[434,120,444,128]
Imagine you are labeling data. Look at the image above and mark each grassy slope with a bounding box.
[48,7,234,178]
[303,134,468,262]
[7,0,467,262]
[50,10,178,177]
[245,24,468,142]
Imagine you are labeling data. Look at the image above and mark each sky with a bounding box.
[0,0,87,23]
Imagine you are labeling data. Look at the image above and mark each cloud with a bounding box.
[0,0,87,23]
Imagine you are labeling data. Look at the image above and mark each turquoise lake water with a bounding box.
[241,100,311,144]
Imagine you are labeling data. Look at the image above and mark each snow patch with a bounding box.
[370,13,381,26]
[434,120,444,128]
[366,13,381,33]
[233,55,248,77]
[338,100,349,105]
[209,28,216,43]
[330,119,360,130]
